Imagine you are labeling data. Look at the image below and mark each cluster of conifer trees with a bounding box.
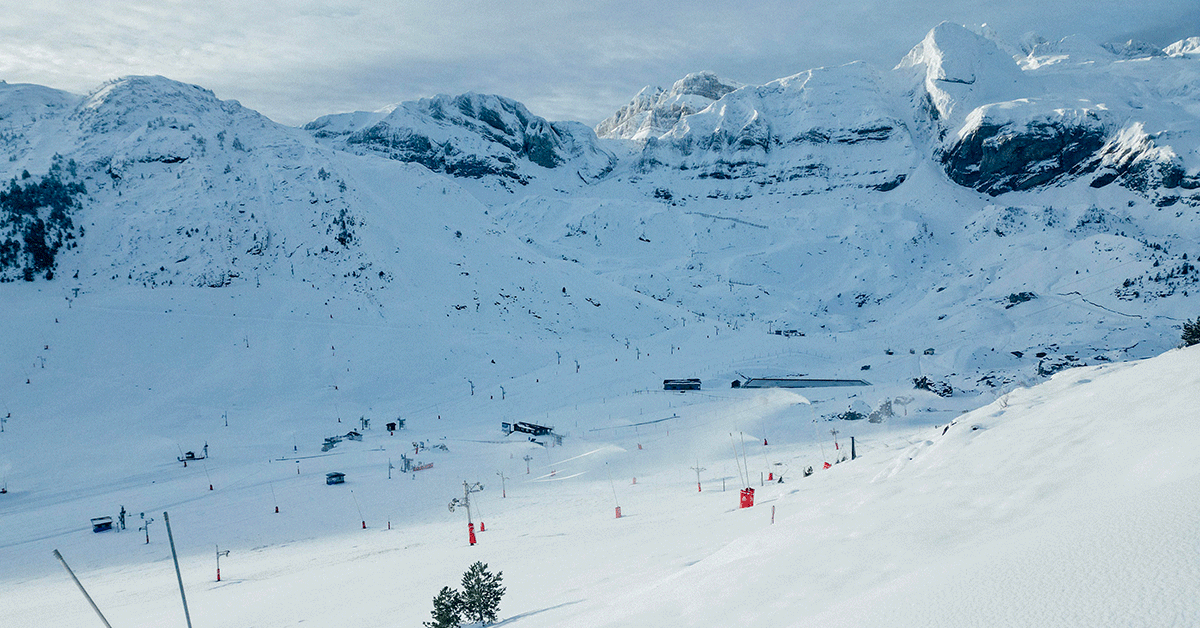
[0,158,84,281]
[425,561,506,628]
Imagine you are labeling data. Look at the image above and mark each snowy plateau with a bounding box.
[1,21,1199,627]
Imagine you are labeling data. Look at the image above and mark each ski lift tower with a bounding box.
[138,513,154,544]
[448,481,484,545]
[215,545,230,582]
[496,471,508,498]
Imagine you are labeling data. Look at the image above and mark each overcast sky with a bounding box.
[2,1,1197,127]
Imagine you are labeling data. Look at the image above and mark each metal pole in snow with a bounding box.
[761,441,772,480]
[739,432,751,482]
[496,471,508,498]
[163,512,194,628]
[729,434,745,487]
[216,545,230,582]
[53,549,113,628]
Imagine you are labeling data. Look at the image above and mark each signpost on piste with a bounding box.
[448,481,484,545]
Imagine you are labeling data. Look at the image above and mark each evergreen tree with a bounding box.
[460,561,505,625]
[424,586,463,628]
[1183,317,1200,347]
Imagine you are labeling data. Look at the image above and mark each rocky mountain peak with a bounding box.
[594,71,741,141]
[896,21,1026,124]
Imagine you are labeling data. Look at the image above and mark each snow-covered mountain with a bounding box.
[631,62,914,192]
[0,75,686,382]
[898,22,1200,198]
[3,22,1199,395]
[305,92,615,186]
[3,20,1200,628]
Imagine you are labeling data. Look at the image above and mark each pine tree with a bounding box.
[1183,317,1200,347]
[460,561,505,625]
[424,586,463,628]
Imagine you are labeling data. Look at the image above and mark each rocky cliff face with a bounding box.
[937,99,1109,195]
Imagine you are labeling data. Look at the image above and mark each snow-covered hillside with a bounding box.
[2,19,1200,627]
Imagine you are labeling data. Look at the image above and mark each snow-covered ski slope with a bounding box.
[2,276,1197,626]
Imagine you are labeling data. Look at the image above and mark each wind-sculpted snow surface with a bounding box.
[306,92,615,184]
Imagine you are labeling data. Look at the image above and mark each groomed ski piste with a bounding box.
[1,280,1198,627]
